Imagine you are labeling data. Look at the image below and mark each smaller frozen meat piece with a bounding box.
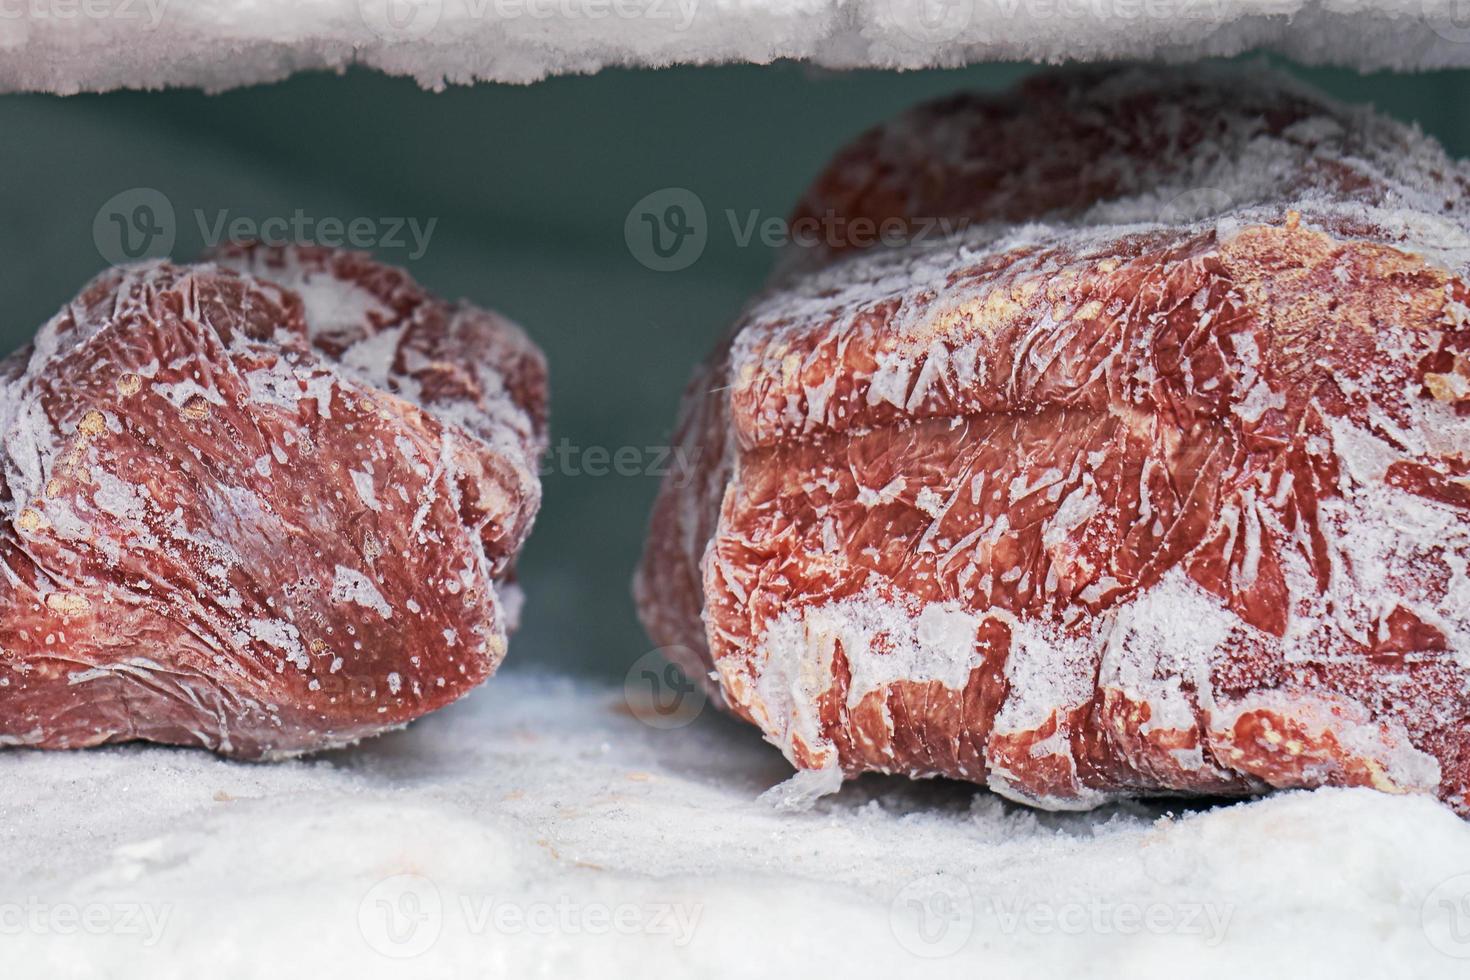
[0,244,547,758]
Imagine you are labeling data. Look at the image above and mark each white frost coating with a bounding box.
[758,760,844,811]
[91,471,150,522]
[7,1,1470,93]
[741,587,996,771]
[983,613,1121,811]
[279,271,392,348]
[244,363,336,420]
[990,615,1097,736]
[1234,380,1287,423]
[246,619,309,670]
[330,565,393,619]
[855,476,905,508]
[1043,485,1099,550]
[1100,570,1240,720]
[349,468,379,511]
[4,674,1469,979]
[755,589,986,756]
[1314,422,1470,657]
[151,379,226,410]
[337,327,405,392]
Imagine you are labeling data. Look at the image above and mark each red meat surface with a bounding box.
[0,244,546,757]
[637,66,1470,813]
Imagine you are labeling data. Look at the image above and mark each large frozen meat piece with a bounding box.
[637,66,1470,814]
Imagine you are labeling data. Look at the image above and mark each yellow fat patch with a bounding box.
[77,411,107,438]
[45,592,89,616]
[182,396,211,421]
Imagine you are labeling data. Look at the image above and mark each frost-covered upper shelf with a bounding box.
[2,0,1469,93]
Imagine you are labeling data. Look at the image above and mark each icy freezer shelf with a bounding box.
[9,1,1470,93]
[3,670,1469,978]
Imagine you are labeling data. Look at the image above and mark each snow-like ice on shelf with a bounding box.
[3,669,1469,978]
[6,0,1470,93]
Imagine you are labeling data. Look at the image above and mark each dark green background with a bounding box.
[2,61,1468,680]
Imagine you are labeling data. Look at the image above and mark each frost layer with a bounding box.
[3,673,1469,979]
[8,0,1470,92]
